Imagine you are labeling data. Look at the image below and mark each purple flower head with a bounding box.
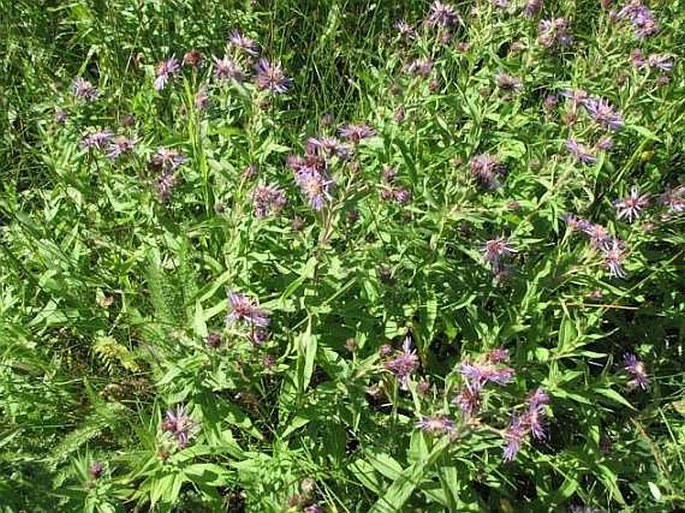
[254,58,292,94]
[469,153,506,189]
[384,337,419,390]
[151,147,187,173]
[660,185,685,213]
[106,135,137,160]
[583,223,611,248]
[602,238,627,278]
[89,461,104,479]
[523,0,544,18]
[304,506,324,513]
[294,167,334,210]
[583,97,623,131]
[527,387,550,410]
[154,57,180,91]
[81,129,114,151]
[524,388,550,439]
[54,109,68,124]
[213,55,244,82]
[614,186,649,222]
[623,353,649,390]
[206,332,222,349]
[72,77,99,101]
[482,237,517,272]
[631,48,647,68]
[618,1,659,38]
[596,136,613,151]
[226,290,270,328]
[229,30,259,56]
[487,348,510,364]
[252,183,287,218]
[406,58,434,77]
[564,213,592,233]
[492,0,509,8]
[425,1,461,28]
[161,404,198,448]
[393,187,411,204]
[452,383,482,417]
[249,328,269,347]
[394,19,416,39]
[566,139,597,165]
[538,18,573,47]
[195,87,210,110]
[646,53,673,73]
[561,89,589,110]
[306,136,348,159]
[339,123,376,143]
[415,415,457,436]
[459,360,515,390]
[502,415,527,461]
[495,72,523,93]
[156,171,177,202]
[543,94,558,111]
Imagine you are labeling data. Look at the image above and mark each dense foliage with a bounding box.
[1,0,684,511]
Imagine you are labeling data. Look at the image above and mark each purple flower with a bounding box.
[306,136,348,158]
[394,19,416,39]
[487,348,510,364]
[151,147,187,173]
[566,139,597,165]
[630,48,647,68]
[252,183,287,217]
[583,97,623,131]
[660,185,685,213]
[469,153,506,189]
[229,30,259,56]
[195,87,210,110]
[89,461,104,479]
[206,332,222,348]
[155,171,177,202]
[425,1,461,28]
[161,404,198,448]
[339,123,376,143]
[226,290,270,328]
[294,167,334,210]
[249,328,269,347]
[527,388,550,410]
[614,186,649,222]
[583,223,611,248]
[602,238,627,278]
[524,388,550,439]
[304,506,324,513]
[617,1,659,38]
[106,135,137,160]
[81,130,114,151]
[646,53,673,73]
[213,55,244,82]
[492,0,509,8]
[459,361,515,389]
[452,383,481,417]
[54,109,68,124]
[72,77,99,101]
[495,72,523,93]
[543,94,558,111]
[561,89,589,110]
[502,415,527,461]
[482,237,517,272]
[254,58,292,94]
[596,136,614,151]
[415,415,457,436]
[538,18,572,47]
[623,353,649,390]
[406,58,434,77]
[154,57,180,91]
[564,213,592,233]
[384,337,419,390]
[523,0,544,18]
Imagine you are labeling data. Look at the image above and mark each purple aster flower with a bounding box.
[583,97,623,131]
[527,387,550,410]
[229,30,259,56]
[155,171,177,202]
[154,57,180,91]
[452,383,482,417]
[469,153,506,189]
[306,136,348,158]
[195,86,209,110]
[106,135,137,160]
[54,109,68,123]
[564,213,592,233]
[151,147,187,173]
[538,18,572,47]
[524,388,550,439]
[249,328,269,347]
[254,58,292,94]
[602,238,627,278]
[206,332,222,348]
[502,415,527,461]
[492,0,509,8]
[393,187,411,204]
[583,223,611,248]
[566,139,597,165]
[614,186,649,222]
[495,72,523,93]
[213,55,244,82]
[394,19,416,39]
[459,360,515,389]
[252,183,287,218]
[89,461,104,479]
[406,58,434,77]
[623,353,649,390]
[294,167,334,211]
[304,506,323,513]
[596,136,614,151]
[81,130,114,151]
[487,348,510,364]
[631,48,647,68]
[161,404,198,448]
[425,1,461,28]
[523,0,544,18]
[561,89,589,110]
[660,185,685,213]
[617,1,659,38]
[339,123,376,143]
[384,337,419,390]
[415,415,457,436]
[72,77,99,101]
[646,53,673,73]
[543,94,558,111]
[482,237,517,272]
[226,290,270,328]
